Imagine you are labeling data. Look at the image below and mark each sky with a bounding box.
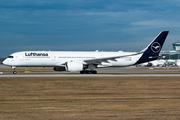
[1,0,180,57]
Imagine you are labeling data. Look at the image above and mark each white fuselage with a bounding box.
[3,51,142,68]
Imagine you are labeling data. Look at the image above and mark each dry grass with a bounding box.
[0,77,180,120]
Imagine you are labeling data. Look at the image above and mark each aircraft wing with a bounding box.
[83,52,143,64]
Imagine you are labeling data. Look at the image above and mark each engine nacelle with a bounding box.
[53,67,66,71]
[65,61,83,72]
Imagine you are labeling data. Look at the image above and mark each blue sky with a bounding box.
[0,0,180,57]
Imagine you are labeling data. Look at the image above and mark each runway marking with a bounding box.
[1,74,180,77]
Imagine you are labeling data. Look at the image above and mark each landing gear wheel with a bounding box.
[13,71,17,74]
[85,71,90,74]
[92,70,97,74]
[80,71,85,74]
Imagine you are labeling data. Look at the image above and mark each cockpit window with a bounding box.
[8,56,14,58]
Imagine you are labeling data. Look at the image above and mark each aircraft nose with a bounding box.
[0,58,5,64]
[1,59,7,65]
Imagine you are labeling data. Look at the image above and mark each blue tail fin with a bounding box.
[136,31,169,64]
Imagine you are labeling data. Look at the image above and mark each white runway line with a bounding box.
[1,74,180,77]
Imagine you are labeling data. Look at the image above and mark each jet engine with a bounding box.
[65,61,83,72]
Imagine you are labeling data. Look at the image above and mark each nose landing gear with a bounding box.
[12,67,17,74]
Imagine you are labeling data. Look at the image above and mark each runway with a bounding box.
[1,73,180,77]
[1,64,180,77]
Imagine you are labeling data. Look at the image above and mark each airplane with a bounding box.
[138,59,166,67]
[176,60,180,67]
[2,31,169,74]
[148,59,166,67]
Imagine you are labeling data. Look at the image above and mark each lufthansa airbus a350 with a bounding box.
[2,31,169,74]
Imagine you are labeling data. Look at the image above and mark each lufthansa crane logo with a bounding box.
[151,42,161,53]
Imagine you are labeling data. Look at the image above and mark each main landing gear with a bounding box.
[80,70,97,74]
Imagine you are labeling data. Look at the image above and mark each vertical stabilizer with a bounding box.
[136,31,169,64]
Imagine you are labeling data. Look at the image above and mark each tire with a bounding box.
[92,71,97,74]
[13,71,17,74]
[80,71,84,74]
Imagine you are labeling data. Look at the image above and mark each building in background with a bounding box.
[162,41,180,60]
[172,42,180,51]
